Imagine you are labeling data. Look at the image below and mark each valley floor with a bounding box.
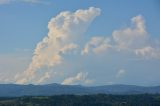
[0,94,160,106]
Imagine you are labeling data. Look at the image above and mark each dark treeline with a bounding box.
[0,94,160,106]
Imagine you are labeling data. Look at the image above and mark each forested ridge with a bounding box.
[0,84,160,96]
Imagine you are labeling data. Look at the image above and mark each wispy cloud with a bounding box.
[0,0,10,4]
[135,46,160,59]
[82,37,112,55]
[0,0,48,5]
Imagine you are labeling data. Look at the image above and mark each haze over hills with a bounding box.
[0,83,160,97]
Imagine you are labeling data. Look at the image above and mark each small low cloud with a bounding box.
[116,69,126,78]
[62,72,93,85]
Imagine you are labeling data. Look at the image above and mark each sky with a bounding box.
[0,0,160,86]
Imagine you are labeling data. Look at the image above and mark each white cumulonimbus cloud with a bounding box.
[82,15,160,59]
[15,7,101,84]
[61,72,93,85]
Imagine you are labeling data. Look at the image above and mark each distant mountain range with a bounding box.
[0,83,159,97]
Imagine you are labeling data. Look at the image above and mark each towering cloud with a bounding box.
[15,7,101,84]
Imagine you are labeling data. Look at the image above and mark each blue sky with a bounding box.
[0,0,160,86]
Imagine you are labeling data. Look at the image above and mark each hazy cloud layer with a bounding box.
[0,53,31,84]
[0,0,47,5]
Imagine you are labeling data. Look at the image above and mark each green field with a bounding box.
[0,94,160,106]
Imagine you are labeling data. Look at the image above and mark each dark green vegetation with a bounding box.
[0,94,160,106]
